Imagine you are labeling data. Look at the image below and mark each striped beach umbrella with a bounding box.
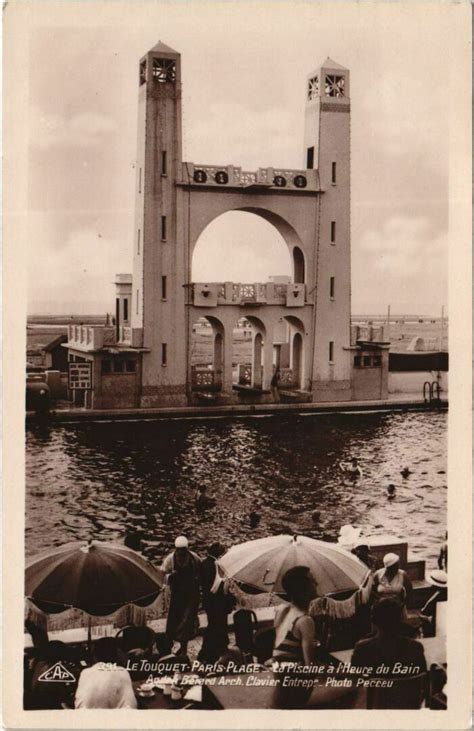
[218,534,368,595]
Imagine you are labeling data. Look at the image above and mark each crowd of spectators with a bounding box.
[24,537,447,711]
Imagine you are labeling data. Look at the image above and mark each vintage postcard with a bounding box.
[3,1,472,728]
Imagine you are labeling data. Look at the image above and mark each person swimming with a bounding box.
[249,511,261,529]
[339,458,363,480]
[195,485,216,508]
[386,484,396,499]
[400,467,412,479]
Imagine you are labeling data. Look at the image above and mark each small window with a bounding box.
[331,221,336,243]
[152,58,176,83]
[161,151,167,175]
[101,360,111,374]
[325,75,345,98]
[138,167,142,194]
[330,277,335,299]
[114,360,125,373]
[123,298,128,322]
[307,76,319,101]
[161,215,167,241]
[332,162,337,184]
[363,356,372,367]
[137,229,141,255]
[373,356,382,367]
[307,146,314,169]
[161,343,167,366]
[136,289,139,314]
[125,360,136,373]
[161,275,167,299]
[354,356,362,368]
[329,341,334,363]
[139,60,146,86]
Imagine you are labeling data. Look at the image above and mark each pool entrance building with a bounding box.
[65,42,389,410]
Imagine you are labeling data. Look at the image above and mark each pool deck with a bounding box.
[27,394,447,424]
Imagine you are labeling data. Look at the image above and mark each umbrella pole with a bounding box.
[87,616,92,658]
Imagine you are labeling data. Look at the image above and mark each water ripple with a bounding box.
[26,411,447,567]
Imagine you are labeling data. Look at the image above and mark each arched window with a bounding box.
[293,247,305,283]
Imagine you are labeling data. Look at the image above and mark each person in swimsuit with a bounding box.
[272,566,356,709]
[339,458,363,480]
[372,553,412,619]
[272,566,320,708]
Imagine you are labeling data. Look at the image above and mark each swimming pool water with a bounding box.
[25,410,447,568]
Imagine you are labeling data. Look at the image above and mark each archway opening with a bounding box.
[190,315,224,392]
[271,316,306,391]
[232,316,268,389]
[293,246,305,284]
[292,332,303,389]
[192,211,293,284]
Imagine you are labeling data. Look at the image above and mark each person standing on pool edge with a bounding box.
[161,536,202,656]
[271,367,281,403]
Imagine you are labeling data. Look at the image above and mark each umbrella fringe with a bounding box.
[24,593,167,634]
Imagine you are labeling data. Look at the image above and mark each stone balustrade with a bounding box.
[117,326,144,348]
[350,324,385,345]
[238,363,252,385]
[278,367,295,387]
[193,282,306,308]
[191,365,219,391]
[67,325,116,351]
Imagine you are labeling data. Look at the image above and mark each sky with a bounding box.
[16,1,457,315]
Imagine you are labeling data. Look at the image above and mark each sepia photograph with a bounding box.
[3,1,472,727]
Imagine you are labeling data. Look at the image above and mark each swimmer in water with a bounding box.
[195,485,215,508]
[339,458,363,480]
[249,511,261,529]
[386,484,396,500]
[400,467,412,479]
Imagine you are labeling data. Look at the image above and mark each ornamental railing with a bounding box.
[182,163,320,192]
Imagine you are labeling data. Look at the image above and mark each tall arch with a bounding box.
[190,314,225,392]
[189,205,306,279]
[293,246,305,283]
[292,332,303,388]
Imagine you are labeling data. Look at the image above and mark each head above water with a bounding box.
[281,565,318,609]
[351,458,358,466]
[387,484,396,494]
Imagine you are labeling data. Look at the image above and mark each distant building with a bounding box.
[268,275,291,284]
[27,334,68,372]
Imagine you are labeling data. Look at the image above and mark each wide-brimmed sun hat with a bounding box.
[428,570,448,588]
[175,536,189,549]
[337,525,361,548]
[383,552,400,568]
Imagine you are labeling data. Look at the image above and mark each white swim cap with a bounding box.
[175,536,189,549]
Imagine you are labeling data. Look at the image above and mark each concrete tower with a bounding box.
[305,59,352,397]
[132,42,188,406]
[66,45,389,410]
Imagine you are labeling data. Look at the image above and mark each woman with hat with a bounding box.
[161,536,202,656]
[372,553,412,616]
[418,570,447,637]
